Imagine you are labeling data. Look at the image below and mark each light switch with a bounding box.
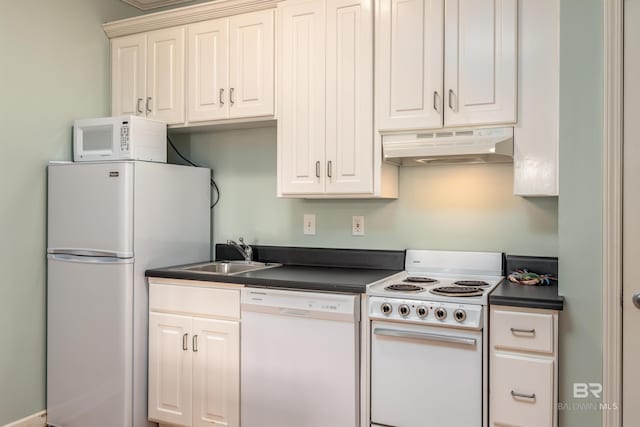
[304,214,316,235]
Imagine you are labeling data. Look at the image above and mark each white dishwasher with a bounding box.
[241,287,360,427]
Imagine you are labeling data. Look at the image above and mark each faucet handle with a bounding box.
[239,237,245,244]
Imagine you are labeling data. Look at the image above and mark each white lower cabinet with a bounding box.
[148,280,240,427]
[490,306,559,427]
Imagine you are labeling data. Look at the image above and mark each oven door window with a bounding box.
[371,320,483,427]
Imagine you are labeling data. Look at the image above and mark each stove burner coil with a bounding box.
[404,276,439,284]
[453,280,490,287]
[429,286,484,297]
[385,284,425,292]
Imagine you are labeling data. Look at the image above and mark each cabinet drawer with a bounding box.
[150,283,240,319]
[491,353,554,427]
[492,309,554,354]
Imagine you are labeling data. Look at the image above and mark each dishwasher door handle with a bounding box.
[373,328,477,346]
[280,309,311,317]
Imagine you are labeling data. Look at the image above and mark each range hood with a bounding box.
[382,127,514,166]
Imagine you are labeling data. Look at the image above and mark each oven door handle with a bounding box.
[373,328,477,346]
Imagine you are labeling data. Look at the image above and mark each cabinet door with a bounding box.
[111,34,147,117]
[229,10,275,118]
[193,318,240,427]
[325,0,374,194]
[376,0,443,131]
[491,353,554,427]
[278,0,326,195]
[148,312,192,426]
[147,26,186,125]
[444,0,517,127]
[188,19,229,123]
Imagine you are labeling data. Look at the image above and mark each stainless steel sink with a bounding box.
[182,260,281,275]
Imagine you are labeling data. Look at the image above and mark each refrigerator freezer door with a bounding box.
[47,256,134,427]
[48,162,134,257]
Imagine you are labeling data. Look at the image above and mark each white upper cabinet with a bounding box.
[112,34,147,117]
[147,27,186,124]
[443,0,517,127]
[110,7,275,127]
[513,0,559,196]
[376,0,517,131]
[278,0,397,198]
[111,27,186,125]
[187,19,229,122]
[376,0,443,131]
[229,10,275,118]
[187,10,275,124]
[325,0,374,193]
[278,0,327,195]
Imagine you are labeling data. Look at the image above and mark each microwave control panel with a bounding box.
[120,123,130,153]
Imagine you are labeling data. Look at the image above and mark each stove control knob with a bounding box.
[435,307,447,320]
[398,304,411,317]
[454,309,467,323]
[417,305,428,318]
[381,303,393,315]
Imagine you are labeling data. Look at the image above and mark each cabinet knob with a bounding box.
[633,292,640,309]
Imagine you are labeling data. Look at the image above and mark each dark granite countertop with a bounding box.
[146,264,402,293]
[489,255,564,311]
[489,280,564,311]
[146,245,405,294]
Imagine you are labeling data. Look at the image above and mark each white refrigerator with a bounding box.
[46,161,210,427]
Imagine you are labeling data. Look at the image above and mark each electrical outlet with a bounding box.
[352,216,365,236]
[304,214,316,235]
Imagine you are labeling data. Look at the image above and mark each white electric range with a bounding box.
[367,250,504,427]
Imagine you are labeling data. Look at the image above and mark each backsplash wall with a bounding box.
[171,126,558,257]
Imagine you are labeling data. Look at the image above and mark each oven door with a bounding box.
[371,320,483,427]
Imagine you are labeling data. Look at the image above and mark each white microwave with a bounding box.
[73,115,167,162]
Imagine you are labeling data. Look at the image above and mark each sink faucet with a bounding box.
[227,237,253,262]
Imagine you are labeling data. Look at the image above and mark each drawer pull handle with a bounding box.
[511,390,536,400]
[510,327,536,335]
[192,334,198,352]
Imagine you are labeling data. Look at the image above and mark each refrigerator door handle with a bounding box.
[47,253,134,264]
[48,248,134,259]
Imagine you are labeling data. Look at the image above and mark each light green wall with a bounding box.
[557,0,604,425]
[0,1,140,424]
[172,127,559,256]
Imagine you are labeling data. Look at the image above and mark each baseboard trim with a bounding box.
[2,411,46,427]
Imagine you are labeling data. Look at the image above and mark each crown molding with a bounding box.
[104,0,280,38]
[121,0,194,11]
